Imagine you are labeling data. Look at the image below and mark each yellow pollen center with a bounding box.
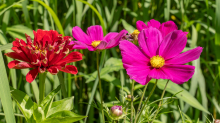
[91,40,101,48]
[150,55,165,68]
[132,29,140,35]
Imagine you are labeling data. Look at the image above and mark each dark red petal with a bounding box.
[59,65,78,74]
[26,68,39,83]
[5,52,23,60]
[47,66,59,75]
[56,52,83,65]
[8,60,34,69]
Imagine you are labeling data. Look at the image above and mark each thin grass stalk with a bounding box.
[135,79,158,123]
[39,72,47,104]
[130,80,135,122]
[135,83,149,119]
[96,51,105,122]
[151,80,169,122]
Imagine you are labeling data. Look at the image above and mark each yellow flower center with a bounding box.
[132,29,140,35]
[150,55,165,68]
[91,40,101,48]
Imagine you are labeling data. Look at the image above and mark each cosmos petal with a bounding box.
[72,26,92,44]
[146,19,161,29]
[106,30,128,49]
[71,41,88,50]
[159,21,178,38]
[166,47,203,64]
[148,68,169,80]
[162,65,195,84]
[96,41,107,50]
[159,30,187,60]
[86,25,104,41]
[138,27,163,57]
[136,20,148,31]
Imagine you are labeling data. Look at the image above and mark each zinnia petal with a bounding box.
[56,51,83,65]
[138,27,162,57]
[162,65,195,84]
[86,25,104,41]
[159,30,187,60]
[166,47,203,64]
[59,65,78,74]
[48,66,59,75]
[8,60,34,69]
[26,68,39,83]
[159,21,178,38]
[72,26,92,44]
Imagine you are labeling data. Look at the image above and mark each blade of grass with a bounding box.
[22,0,32,28]
[0,49,16,123]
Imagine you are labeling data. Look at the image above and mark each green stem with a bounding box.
[135,79,158,123]
[39,72,47,104]
[135,83,149,121]
[97,51,105,122]
[151,80,169,122]
[58,72,67,98]
[130,80,135,122]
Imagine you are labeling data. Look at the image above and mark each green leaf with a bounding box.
[41,110,87,123]
[10,87,35,123]
[121,19,135,33]
[156,79,210,114]
[47,97,74,117]
[33,103,45,123]
[40,85,61,117]
[0,50,16,123]
[7,25,34,39]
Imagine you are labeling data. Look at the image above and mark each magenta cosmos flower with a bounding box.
[136,19,180,38]
[119,27,202,85]
[71,25,128,51]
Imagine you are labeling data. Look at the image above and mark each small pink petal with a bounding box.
[136,20,148,31]
[86,25,104,41]
[148,68,169,80]
[72,26,92,44]
[106,30,128,49]
[162,65,195,84]
[72,41,88,50]
[138,27,162,57]
[166,46,203,65]
[96,41,107,50]
[159,21,178,38]
[159,30,187,60]
[147,19,161,29]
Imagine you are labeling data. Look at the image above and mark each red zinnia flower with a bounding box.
[5,29,83,83]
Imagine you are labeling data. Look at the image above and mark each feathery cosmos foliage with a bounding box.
[5,29,83,83]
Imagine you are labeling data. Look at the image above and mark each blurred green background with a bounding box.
[0,0,219,122]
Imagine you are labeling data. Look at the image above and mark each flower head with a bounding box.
[6,29,83,83]
[71,25,128,51]
[119,27,203,85]
[110,105,123,117]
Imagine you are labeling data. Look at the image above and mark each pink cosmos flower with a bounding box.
[136,19,179,38]
[71,25,128,51]
[119,27,202,85]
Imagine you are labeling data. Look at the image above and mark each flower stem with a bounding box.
[134,83,149,121]
[96,51,105,122]
[39,72,47,104]
[135,79,158,123]
[58,72,67,98]
[151,80,169,122]
[130,80,135,122]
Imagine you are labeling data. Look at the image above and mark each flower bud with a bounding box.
[126,94,134,101]
[110,105,123,117]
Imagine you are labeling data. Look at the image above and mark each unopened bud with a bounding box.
[110,105,123,117]
[126,95,134,101]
